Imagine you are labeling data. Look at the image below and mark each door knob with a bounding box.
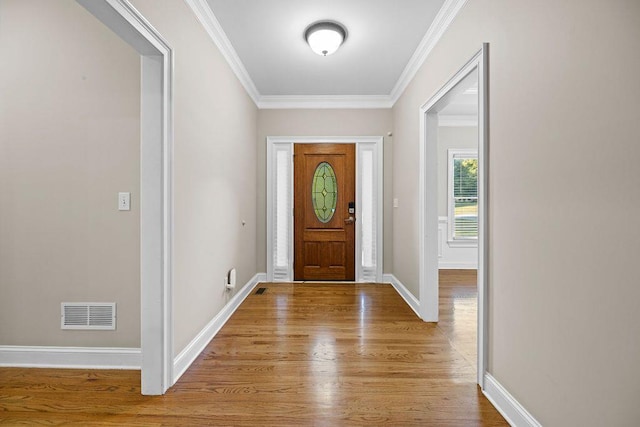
[344,216,355,224]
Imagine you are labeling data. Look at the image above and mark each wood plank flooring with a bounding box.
[0,274,506,426]
[438,269,479,369]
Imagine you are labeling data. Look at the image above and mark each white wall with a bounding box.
[392,0,640,425]
[129,0,259,356]
[0,0,141,347]
[256,109,394,274]
[437,218,477,270]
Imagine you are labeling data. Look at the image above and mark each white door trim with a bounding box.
[418,44,489,388]
[77,0,174,395]
[266,136,384,283]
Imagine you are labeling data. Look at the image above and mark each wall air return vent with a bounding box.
[61,303,116,330]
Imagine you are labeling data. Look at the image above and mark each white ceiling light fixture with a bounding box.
[304,21,347,56]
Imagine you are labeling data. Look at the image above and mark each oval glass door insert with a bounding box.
[312,161,337,223]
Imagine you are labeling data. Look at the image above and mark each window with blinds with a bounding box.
[448,149,478,240]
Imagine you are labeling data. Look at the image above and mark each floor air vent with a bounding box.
[61,303,116,330]
[255,288,267,295]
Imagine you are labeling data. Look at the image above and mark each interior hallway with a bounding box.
[0,272,503,425]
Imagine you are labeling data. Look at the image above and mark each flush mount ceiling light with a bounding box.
[304,21,347,56]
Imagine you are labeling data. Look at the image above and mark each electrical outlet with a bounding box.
[118,192,130,211]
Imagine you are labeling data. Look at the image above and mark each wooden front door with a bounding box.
[294,143,356,281]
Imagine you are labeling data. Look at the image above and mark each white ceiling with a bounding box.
[206,0,446,97]
[437,68,478,126]
[439,88,478,116]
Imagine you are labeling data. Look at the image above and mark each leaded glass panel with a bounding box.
[312,162,337,223]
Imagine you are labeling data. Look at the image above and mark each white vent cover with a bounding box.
[61,303,116,330]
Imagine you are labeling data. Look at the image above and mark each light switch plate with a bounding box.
[118,192,130,211]
[393,198,399,208]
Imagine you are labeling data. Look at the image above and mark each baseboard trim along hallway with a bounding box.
[0,346,141,369]
[483,373,542,427]
[172,272,267,384]
[383,273,420,318]
[1,275,536,427]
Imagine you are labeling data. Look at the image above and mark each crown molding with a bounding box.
[257,95,394,110]
[389,0,468,104]
[184,0,261,105]
[185,0,467,110]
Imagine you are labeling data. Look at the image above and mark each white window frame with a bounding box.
[447,149,478,247]
[266,136,383,283]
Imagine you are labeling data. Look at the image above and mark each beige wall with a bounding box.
[256,109,393,274]
[130,0,259,355]
[0,0,141,347]
[393,0,640,425]
[437,126,477,216]
[0,0,260,356]
[5,1,639,423]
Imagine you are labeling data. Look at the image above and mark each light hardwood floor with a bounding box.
[0,273,506,426]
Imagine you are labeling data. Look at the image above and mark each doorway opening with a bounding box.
[437,69,480,378]
[266,136,383,283]
[419,44,489,387]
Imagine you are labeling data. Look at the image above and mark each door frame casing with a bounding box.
[418,44,489,387]
[266,136,383,283]
[77,0,174,395]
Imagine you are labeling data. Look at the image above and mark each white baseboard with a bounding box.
[383,274,420,318]
[172,272,266,384]
[483,373,541,427]
[0,346,141,369]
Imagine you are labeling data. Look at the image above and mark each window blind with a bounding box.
[452,154,478,239]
